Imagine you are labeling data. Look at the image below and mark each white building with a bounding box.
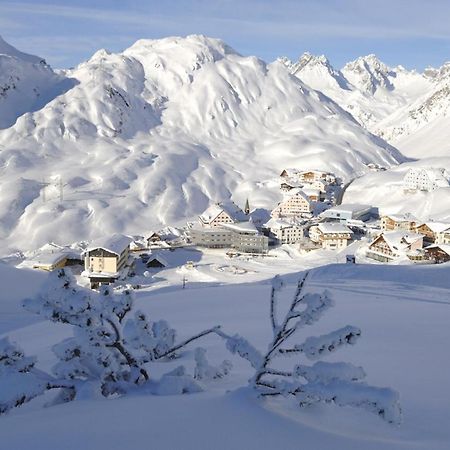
[271,189,313,219]
[82,234,133,288]
[403,168,449,192]
[199,201,248,228]
[189,221,268,254]
[320,204,373,223]
[263,218,307,244]
[309,223,353,250]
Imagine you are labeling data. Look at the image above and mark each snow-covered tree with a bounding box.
[0,268,222,414]
[217,273,402,424]
[0,337,46,414]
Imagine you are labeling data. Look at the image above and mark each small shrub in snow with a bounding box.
[217,272,402,424]
[0,269,222,414]
[193,347,232,381]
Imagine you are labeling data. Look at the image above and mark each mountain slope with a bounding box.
[0,36,76,129]
[0,35,402,253]
[376,67,450,158]
[282,52,450,159]
[282,53,431,134]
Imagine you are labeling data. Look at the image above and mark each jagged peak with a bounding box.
[343,54,391,75]
[424,61,450,81]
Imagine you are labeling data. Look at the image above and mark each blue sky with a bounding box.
[1,0,449,70]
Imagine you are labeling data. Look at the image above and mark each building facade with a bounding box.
[309,223,353,250]
[271,189,313,218]
[83,234,133,288]
[403,168,449,192]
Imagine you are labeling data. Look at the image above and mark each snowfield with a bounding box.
[1,263,450,450]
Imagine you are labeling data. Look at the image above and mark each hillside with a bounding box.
[0,35,402,254]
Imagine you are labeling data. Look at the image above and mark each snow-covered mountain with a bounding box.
[0,35,402,253]
[0,35,76,129]
[282,51,450,159]
[376,65,450,158]
[282,53,431,135]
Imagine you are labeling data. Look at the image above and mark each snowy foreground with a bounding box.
[1,261,449,450]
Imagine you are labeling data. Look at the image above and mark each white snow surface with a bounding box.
[1,262,450,449]
[0,35,402,254]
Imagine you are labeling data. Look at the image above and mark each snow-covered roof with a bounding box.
[199,201,247,224]
[280,168,300,177]
[222,221,259,234]
[377,231,423,252]
[18,251,69,269]
[85,234,132,255]
[324,203,372,214]
[424,244,450,256]
[286,188,312,203]
[383,213,418,223]
[264,218,305,230]
[318,222,353,235]
[422,222,450,233]
[302,187,320,196]
[147,253,169,266]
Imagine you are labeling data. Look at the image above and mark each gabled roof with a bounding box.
[318,222,353,235]
[286,188,312,203]
[199,201,247,224]
[373,231,423,253]
[419,222,450,233]
[147,253,169,267]
[382,213,418,223]
[264,218,306,230]
[424,244,450,256]
[86,234,132,255]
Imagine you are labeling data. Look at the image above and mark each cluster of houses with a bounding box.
[16,166,450,290]
[366,213,450,264]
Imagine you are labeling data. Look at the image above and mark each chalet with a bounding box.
[271,189,313,219]
[199,201,247,228]
[403,167,449,192]
[321,204,373,224]
[423,245,450,264]
[309,223,353,250]
[146,232,161,246]
[414,222,450,244]
[366,231,423,263]
[381,214,418,232]
[280,181,301,192]
[263,218,307,244]
[83,234,133,289]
